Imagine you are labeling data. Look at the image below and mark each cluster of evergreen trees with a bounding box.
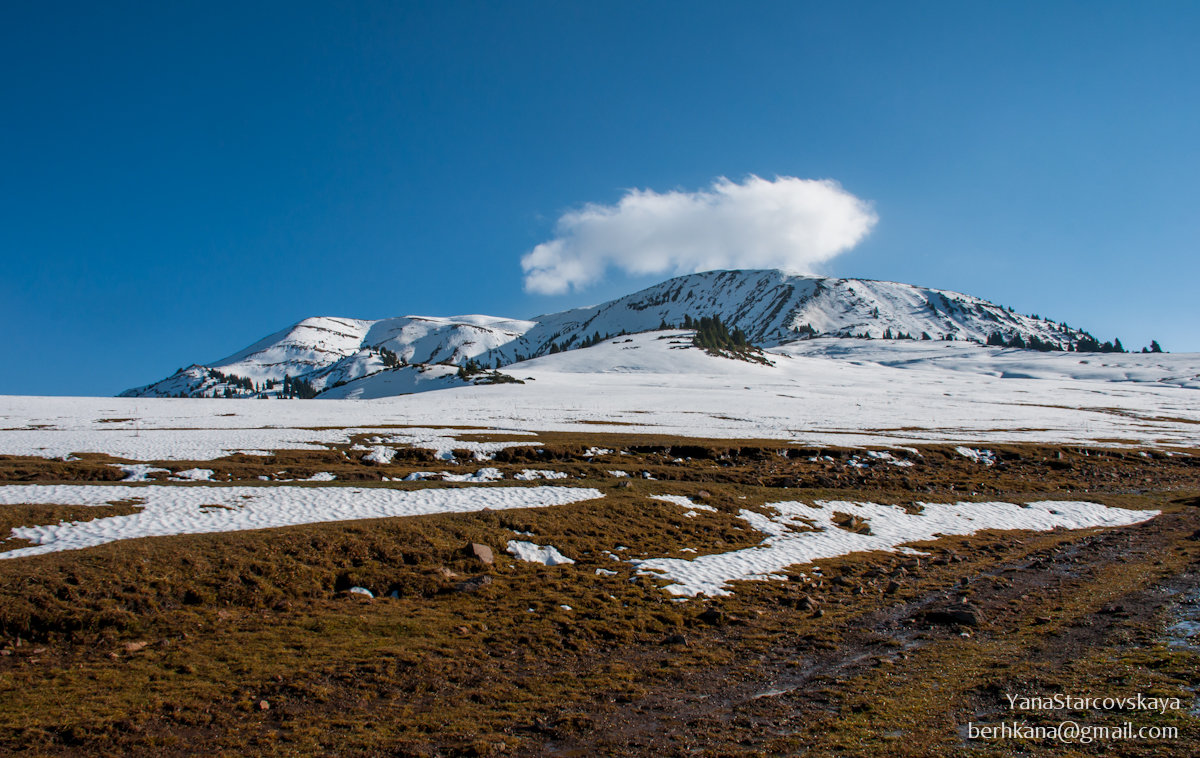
[455,358,522,385]
[984,331,1161,353]
[1066,334,1125,353]
[473,371,523,385]
[687,314,770,364]
[985,333,1166,353]
[986,332,1069,351]
[691,314,750,352]
[209,370,255,392]
[281,374,318,399]
[456,359,484,379]
[378,346,404,369]
[578,331,607,349]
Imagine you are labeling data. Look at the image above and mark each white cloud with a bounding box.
[521,175,877,294]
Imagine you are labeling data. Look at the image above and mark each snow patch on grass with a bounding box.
[513,469,569,480]
[362,446,397,464]
[866,450,914,467]
[632,499,1156,597]
[955,446,996,466]
[442,468,503,483]
[506,540,575,566]
[110,464,170,482]
[648,494,717,512]
[171,468,214,481]
[0,485,603,559]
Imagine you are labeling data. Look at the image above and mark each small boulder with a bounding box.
[795,594,819,611]
[466,542,495,565]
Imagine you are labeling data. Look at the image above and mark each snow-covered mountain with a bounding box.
[503,269,1088,358]
[121,269,1114,399]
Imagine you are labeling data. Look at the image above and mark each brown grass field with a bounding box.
[1,435,1198,756]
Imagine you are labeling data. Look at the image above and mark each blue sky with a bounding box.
[2,2,1197,395]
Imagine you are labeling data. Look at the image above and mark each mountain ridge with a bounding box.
[120,269,1123,399]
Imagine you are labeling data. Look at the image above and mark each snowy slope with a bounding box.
[208,316,374,375]
[119,316,374,397]
[363,315,536,365]
[121,269,1130,399]
[13,332,1192,462]
[122,315,536,398]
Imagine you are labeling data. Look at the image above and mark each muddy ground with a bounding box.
[1,436,1199,756]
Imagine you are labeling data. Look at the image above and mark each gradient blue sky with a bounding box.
[3,1,1197,395]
